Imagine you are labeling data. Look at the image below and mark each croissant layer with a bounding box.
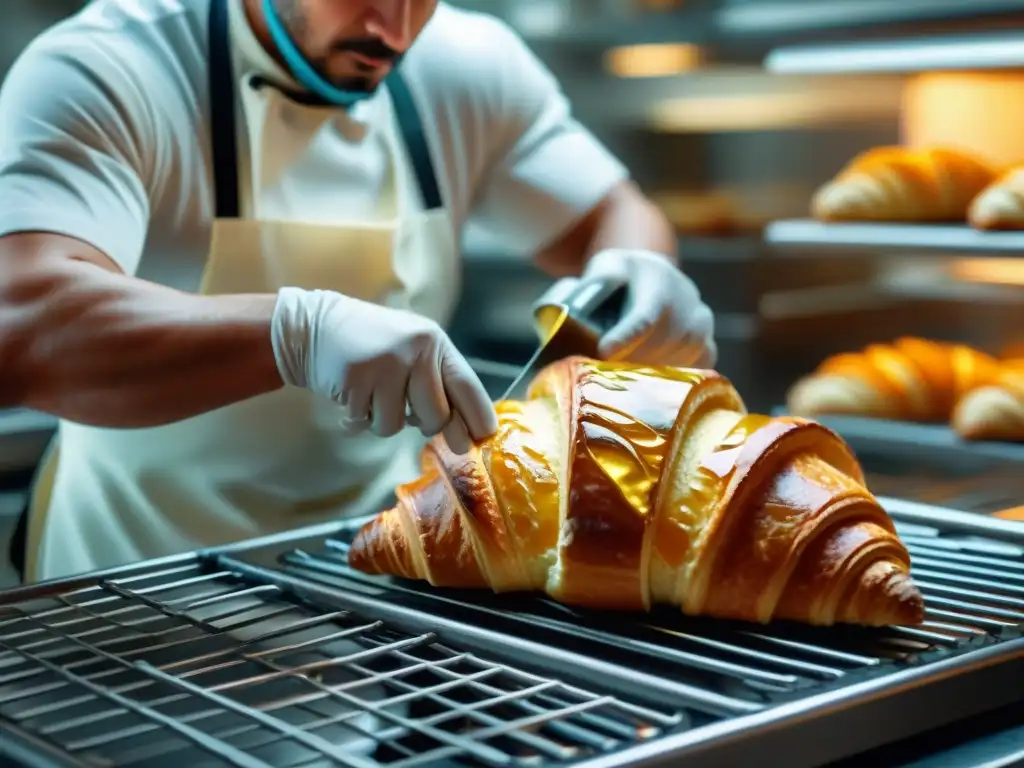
[351,359,925,628]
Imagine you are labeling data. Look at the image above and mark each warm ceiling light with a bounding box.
[605,43,703,78]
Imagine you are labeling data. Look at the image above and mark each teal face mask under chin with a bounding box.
[261,0,380,108]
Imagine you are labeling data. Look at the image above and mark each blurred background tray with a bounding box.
[771,409,1024,515]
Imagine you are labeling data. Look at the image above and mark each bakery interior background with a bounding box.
[1,0,1024,587]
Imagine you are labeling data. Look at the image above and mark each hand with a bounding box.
[271,287,498,454]
[536,249,716,368]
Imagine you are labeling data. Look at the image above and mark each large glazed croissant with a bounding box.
[787,337,1002,422]
[952,366,1024,441]
[969,167,1024,230]
[349,358,925,628]
[812,146,995,223]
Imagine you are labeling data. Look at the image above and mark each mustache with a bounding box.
[331,38,401,61]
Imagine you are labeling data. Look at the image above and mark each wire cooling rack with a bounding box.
[0,563,683,768]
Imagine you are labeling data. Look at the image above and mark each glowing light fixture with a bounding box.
[605,43,703,78]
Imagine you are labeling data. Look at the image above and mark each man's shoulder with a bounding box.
[25,0,207,78]
[51,0,203,35]
[404,4,536,107]
[417,3,520,53]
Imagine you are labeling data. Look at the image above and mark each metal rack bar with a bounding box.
[0,564,683,768]
[1,497,1021,768]
[303,543,801,688]
[574,638,1024,768]
[219,555,760,718]
[262,512,1024,768]
[287,540,1013,675]
[718,0,1024,36]
[0,633,276,768]
[765,30,1024,74]
[253,496,1024,765]
[765,219,1024,256]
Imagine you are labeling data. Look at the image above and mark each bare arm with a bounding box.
[534,180,677,277]
[0,40,285,426]
[0,232,283,426]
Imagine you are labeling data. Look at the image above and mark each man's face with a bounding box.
[273,0,438,93]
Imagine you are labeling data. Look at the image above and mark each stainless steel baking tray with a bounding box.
[770,408,1024,467]
[0,499,1021,768]
[769,408,1024,515]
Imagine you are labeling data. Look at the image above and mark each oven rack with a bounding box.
[0,499,1021,768]
[221,497,1024,767]
[0,561,683,768]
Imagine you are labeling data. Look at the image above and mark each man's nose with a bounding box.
[365,0,412,50]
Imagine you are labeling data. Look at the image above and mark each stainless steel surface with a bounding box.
[868,469,1024,517]
[766,29,1024,74]
[222,500,1024,766]
[771,410,1024,465]
[2,4,1024,762]
[766,220,1024,254]
[0,499,1021,767]
[717,0,1024,36]
[0,560,681,768]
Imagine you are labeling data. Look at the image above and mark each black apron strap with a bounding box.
[207,0,443,217]
[208,0,240,219]
[385,70,444,211]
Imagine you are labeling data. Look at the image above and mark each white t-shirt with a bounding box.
[0,0,628,290]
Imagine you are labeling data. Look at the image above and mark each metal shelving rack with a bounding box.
[760,11,1024,494]
[763,20,1024,256]
[765,28,1024,74]
[765,220,1024,255]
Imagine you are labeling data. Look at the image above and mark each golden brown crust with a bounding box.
[787,337,1002,423]
[350,356,925,627]
[812,146,995,223]
[552,362,713,611]
[426,441,526,591]
[349,470,488,588]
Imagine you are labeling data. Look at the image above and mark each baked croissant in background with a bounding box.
[969,167,1024,230]
[349,358,925,628]
[952,367,1024,442]
[812,147,996,223]
[787,337,1002,422]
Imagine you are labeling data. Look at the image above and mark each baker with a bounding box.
[0,0,716,583]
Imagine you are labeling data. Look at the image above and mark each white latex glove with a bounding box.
[537,249,717,368]
[271,287,498,454]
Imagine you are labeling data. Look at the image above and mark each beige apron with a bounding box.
[26,67,460,582]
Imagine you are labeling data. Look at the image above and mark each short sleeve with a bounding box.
[0,40,152,274]
[468,23,629,255]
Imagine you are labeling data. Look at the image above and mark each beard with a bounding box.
[272,0,401,93]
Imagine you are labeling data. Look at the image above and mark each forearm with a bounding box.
[585,182,677,264]
[0,254,283,427]
[535,181,677,276]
